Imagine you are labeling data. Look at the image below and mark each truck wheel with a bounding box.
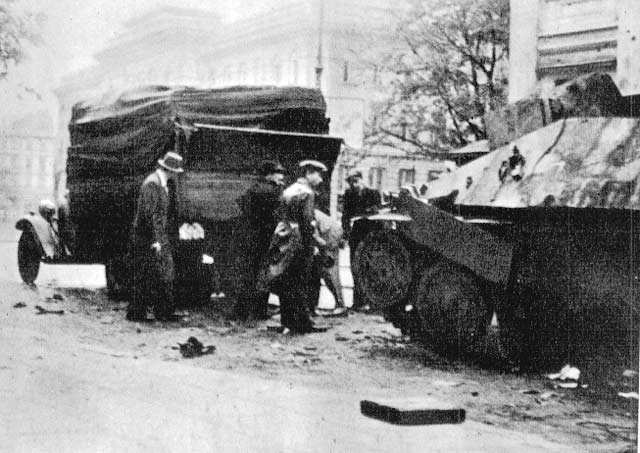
[353,230,413,311]
[18,230,41,284]
[412,262,491,359]
[105,257,131,300]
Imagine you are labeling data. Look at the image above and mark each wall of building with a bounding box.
[509,0,640,102]
[334,146,453,195]
[0,135,57,221]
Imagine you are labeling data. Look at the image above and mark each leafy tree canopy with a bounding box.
[366,0,509,156]
[0,0,42,78]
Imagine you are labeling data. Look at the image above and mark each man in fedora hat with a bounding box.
[342,169,380,311]
[235,160,286,321]
[260,159,329,334]
[127,151,184,322]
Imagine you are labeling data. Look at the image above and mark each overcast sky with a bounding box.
[19,0,271,80]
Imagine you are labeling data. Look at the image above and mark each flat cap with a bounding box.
[298,159,328,172]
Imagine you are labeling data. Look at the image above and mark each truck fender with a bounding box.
[15,214,56,259]
[395,189,513,285]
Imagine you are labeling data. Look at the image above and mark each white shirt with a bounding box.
[155,168,169,194]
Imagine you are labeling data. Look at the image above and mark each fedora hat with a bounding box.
[158,151,184,173]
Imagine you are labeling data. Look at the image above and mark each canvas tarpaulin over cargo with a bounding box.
[67,85,330,179]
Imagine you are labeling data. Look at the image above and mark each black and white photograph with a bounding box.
[0,0,638,451]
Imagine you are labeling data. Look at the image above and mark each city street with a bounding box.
[0,232,636,452]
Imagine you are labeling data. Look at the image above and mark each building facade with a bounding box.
[509,0,640,102]
[58,2,402,149]
[55,3,407,213]
[335,145,454,196]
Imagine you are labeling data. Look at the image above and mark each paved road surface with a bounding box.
[0,292,576,453]
[0,233,628,452]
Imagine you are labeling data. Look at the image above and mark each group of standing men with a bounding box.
[239,159,340,334]
[125,151,380,335]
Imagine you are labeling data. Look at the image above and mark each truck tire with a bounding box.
[18,230,41,284]
[412,262,491,359]
[105,256,132,300]
[353,230,413,311]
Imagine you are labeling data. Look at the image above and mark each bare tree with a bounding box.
[0,0,42,78]
[365,0,509,155]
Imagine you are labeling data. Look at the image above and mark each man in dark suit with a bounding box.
[341,170,381,311]
[127,151,184,322]
[236,160,286,320]
[261,160,328,334]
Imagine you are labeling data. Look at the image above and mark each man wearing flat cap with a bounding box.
[342,169,381,311]
[260,159,328,334]
[127,151,183,322]
[235,160,286,320]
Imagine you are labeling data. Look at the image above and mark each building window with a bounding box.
[428,170,443,182]
[398,168,415,189]
[368,167,385,191]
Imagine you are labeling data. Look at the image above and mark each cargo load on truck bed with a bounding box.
[65,85,341,300]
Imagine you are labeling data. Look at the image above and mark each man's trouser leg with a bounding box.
[280,269,314,333]
[153,250,175,320]
[323,262,344,308]
[348,236,364,308]
[128,254,150,319]
[154,279,175,320]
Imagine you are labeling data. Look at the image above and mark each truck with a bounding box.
[15,85,342,303]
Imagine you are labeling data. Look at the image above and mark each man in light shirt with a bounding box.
[127,151,183,322]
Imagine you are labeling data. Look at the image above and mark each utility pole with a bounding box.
[315,0,325,89]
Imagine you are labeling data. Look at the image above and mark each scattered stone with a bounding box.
[303,346,317,351]
[622,370,638,379]
[540,392,557,401]
[361,399,465,425]
[12,302,26,308]
[471,392,479,397]
[433,380,464,388]
[547,364,580,381]
[520,389,541,395]
[618,392,639,400]
[35,305,64,315]
[52,293,64,301]
[293,350,316,357]
[352,330,364,335]
[335,335,349,342]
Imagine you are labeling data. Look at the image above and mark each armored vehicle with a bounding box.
[351,77,639,369]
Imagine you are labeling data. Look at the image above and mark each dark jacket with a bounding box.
[342,186,380,236]
[132,171,175,282]
[242,178,283,256]
[259,179,318,292]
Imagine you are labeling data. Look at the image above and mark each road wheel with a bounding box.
[17,230,41,284]
[412,262,491,359]
[353,230,413,311]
